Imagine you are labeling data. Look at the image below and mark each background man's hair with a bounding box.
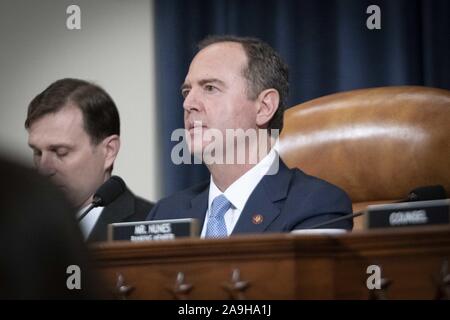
[198,35,289,132]
[25,78,120,145]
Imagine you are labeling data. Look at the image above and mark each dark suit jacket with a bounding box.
[146,160,353,234]
[88,187,153,242]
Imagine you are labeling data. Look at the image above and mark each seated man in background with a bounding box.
[25,78,153,242]
[147,35,352,237]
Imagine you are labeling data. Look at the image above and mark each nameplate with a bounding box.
[107,218,199,242]
[364,199,450,229]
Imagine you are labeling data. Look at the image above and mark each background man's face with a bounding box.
[182,42,259,156]
[28,105,109,208]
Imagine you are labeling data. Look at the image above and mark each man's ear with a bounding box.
[102,135,120,172]
[255,89,280,128]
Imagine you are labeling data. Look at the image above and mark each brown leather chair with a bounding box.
[279,86,450,230]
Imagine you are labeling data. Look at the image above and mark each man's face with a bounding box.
[28,105,110,208]
[181,42,259,155]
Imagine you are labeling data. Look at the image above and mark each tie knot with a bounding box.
[205,194,231,238]
[210,194,232,218]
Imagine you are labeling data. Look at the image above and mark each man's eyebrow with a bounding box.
[198,78,226,87]
[180,82,190,91]
[28,143,72,150]
[49,144,71,149]
[180,78,226,91]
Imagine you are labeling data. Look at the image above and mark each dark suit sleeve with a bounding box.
[294,186,353,230]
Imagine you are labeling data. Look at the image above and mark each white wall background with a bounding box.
[0,0,160,201]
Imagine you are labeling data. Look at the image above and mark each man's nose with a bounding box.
[37,153,57,177]
[183,89,202,113]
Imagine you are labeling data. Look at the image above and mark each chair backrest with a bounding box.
[279,86,450,230]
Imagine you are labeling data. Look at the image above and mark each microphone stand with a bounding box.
[309,211,364,229]
[77,197,101,222]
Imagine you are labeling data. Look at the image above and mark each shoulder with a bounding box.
[160,180,209,204]
[147,180,209,219]
[292,168,348,195]
[272,165,353,229]
[116,183,155,221]
[134,195,154,214]
[284,166,352,212]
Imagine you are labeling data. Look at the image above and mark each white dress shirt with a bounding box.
[200,147,278,238]
[77,205,104,240]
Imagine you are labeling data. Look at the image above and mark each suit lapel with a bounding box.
[232,160,293,234]
[185,186,209,232]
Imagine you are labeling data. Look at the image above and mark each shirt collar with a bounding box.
[208,146,278,212]
[77,205,105,240]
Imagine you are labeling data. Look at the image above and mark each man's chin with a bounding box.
[187,149,202,165]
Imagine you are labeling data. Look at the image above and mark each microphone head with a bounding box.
[93,176,126,207]
[407,185,447,202]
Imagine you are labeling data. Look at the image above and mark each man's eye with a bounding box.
[55,149,69,157]
[204,85,217,92]
[33,150,42,157]
[181,89,190,98]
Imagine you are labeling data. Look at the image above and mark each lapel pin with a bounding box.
[252,214,264,225]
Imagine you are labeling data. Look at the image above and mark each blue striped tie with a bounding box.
[205,194,231,238]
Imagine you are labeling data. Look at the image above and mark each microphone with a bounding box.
[403,185,447,202]
[77,176,126,222]
[308,185,447,229]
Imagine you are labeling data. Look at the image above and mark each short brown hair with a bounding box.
[198,35,289,132]
[25,78,120,145]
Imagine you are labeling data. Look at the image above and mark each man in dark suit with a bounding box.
[87,186,152,242]
[147,35,352,236]
[26,78,153,242]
